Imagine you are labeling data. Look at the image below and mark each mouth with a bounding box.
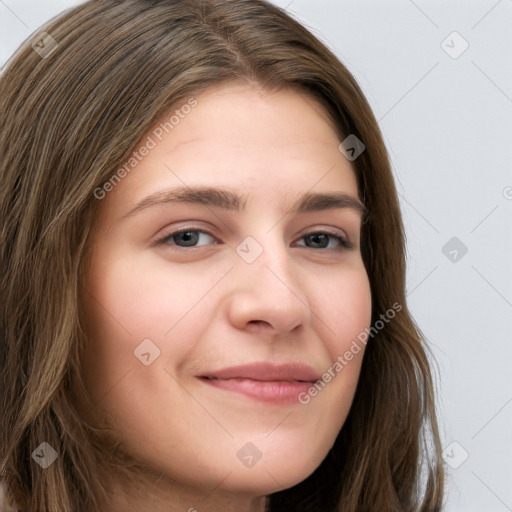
[202,376,312,382]
[197,361,320,404]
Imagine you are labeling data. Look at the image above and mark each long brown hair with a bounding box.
[0,0,445,510]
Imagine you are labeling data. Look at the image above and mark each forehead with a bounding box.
[96,81,359,219]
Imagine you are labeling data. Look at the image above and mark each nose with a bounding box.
[225,235,311,336]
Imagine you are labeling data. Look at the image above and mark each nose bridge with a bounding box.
[226,230,310,333]
[236,232,297,293]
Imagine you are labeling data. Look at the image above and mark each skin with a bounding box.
[80,80,372,512]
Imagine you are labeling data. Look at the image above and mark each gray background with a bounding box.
[1,0,511,510]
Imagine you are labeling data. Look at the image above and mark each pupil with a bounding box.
[308,233,328,248]
[177,231,198,246]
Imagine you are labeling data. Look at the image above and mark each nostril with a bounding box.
[249,320,270,326]
[247,320,276,332]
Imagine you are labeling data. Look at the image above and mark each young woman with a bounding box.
[0,1,445,511]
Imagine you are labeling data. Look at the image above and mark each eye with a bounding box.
[153,227,352,251]
[295,231,352,250]
[153,228,217,249]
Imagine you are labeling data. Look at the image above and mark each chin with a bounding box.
[218,444,327,496]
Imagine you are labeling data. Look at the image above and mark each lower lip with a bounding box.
[199,377,313,404]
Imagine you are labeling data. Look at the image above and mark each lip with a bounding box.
[197,362,320,404]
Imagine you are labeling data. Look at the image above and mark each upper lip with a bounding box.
[198,361,321,382]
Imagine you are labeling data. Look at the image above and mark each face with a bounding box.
[81,81,372,505]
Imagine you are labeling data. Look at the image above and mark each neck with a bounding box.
[97,472,268,512]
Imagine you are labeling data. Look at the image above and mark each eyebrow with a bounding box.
[122,185,368,219]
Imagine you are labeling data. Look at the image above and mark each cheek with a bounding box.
[302,264,371,416]
[313,263,372,360]
[79,253,229,399]
[84,249,232,331]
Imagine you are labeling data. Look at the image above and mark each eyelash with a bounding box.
[152,227,353,251]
